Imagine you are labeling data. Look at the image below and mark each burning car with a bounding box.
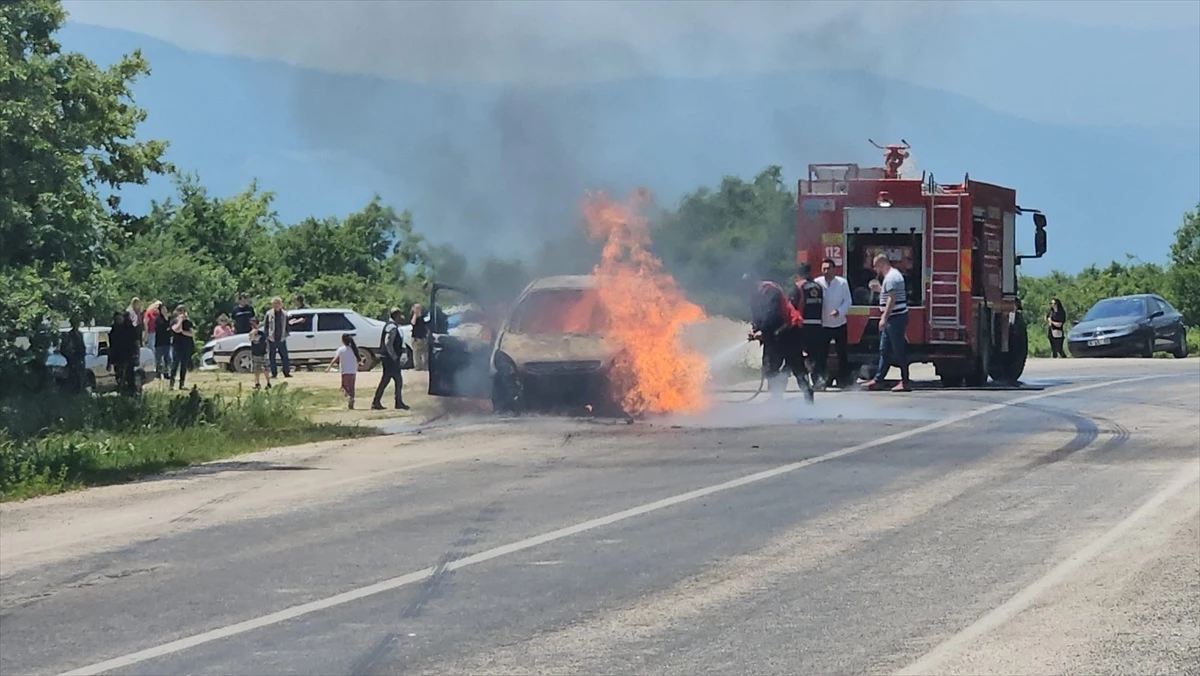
[426,275,621,414]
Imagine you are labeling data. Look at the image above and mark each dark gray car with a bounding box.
[1066,294,1189,358]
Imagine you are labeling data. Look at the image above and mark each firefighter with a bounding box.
[789,262,826,389]
[748,280,814,403]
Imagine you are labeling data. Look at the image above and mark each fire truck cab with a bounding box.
[797,140,1048,387]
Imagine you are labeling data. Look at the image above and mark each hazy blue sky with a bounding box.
[62,0,1200,130]
[55,1,1200,273]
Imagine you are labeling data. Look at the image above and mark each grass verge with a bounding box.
[0,385,374,502]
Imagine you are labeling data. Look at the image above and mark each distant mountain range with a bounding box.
[60,22,1200,275]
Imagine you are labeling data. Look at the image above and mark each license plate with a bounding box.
[1087,338,1110,347]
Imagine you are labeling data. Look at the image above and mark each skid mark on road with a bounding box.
[345,453,568,675]
[169,492,240,526]
[1,565,165,619]
[54,375,1166,676]
[346,632,399,676]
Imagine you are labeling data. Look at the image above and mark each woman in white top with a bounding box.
[326,333,360,409]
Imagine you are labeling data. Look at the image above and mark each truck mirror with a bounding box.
[1034,228,1047,257]
[1033,213,1047,229]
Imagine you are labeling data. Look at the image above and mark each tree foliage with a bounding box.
[1168,204,1200,326]
[0,0,168,393]
[651,166,797,319]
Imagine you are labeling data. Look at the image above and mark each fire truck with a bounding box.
[796,140,1049,387]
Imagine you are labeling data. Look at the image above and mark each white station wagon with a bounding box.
[201,308,413,373]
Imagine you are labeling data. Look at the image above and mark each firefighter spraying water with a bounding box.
[747,278,815,404]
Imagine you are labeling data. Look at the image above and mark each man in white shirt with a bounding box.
[815,257,852,387]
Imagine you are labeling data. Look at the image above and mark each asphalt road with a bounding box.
[1,358,1198,676]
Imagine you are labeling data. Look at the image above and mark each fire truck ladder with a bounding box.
[930,195,964,332]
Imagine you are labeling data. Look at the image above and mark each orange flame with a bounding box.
[582,190,709,416]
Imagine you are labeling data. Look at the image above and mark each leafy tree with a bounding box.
[652,166,797,319]
[275,197,435,321]
[1168,204,1200,327]
[0,0,168,392]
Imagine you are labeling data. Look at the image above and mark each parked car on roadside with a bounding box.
[1067,294,1189,358]
[200,308,412,373]
[45,326,157,393]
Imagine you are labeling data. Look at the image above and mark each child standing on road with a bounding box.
[326,333,359,409]
[249,318,271,390]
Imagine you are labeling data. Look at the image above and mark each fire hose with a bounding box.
[731,329,773,404]
[731,327,814,404]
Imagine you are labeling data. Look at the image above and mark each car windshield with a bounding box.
[509,289,609,335]
[1083,298,1145,322]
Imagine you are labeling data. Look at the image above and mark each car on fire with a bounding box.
[1067,294,1189,359]
[201,308,412,373]
[426,276,621,414]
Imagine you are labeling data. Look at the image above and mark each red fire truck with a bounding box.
[797,140,1048,387]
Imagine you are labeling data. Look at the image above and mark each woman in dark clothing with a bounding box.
[168,305,195,390]
[1046,298,1068,358]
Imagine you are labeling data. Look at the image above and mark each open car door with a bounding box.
[427,283,494,399]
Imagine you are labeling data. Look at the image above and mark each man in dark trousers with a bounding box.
[372,307,410,410]
[264,296,292,378]
[815,257,852,387]
[749,280,814,403]
[789,262,827,389]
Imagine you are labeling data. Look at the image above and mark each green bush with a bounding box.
[0,387,369,501]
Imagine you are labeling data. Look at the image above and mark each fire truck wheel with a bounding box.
[940,374,964,388]
[967,314,992,387]
[981,313,1028,384]
[997,313,1029,381]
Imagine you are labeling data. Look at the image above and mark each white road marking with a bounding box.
[894,457,1200,676]
[57,375,1162,676]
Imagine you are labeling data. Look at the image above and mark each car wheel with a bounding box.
[1174,332,1190,359]
[491,360,525,414]
[231,348,254,374]
[352,348,372,369]
[1140,336,1154,358]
